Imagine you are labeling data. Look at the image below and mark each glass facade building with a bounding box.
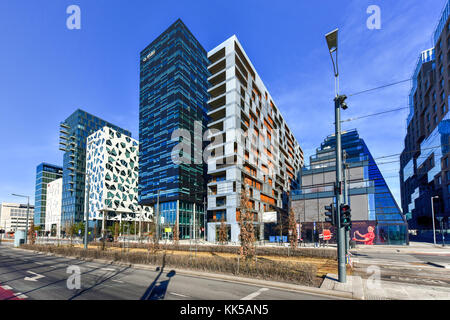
[400,1,450,231]
[139,19,209,239]
[34,163,63,228]
[59,109,131,226]
[292,129,408,245]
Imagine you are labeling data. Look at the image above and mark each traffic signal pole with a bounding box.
[335,96,347,283]
[343,157,349,256]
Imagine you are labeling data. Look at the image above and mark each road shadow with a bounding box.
[140,254,176,300]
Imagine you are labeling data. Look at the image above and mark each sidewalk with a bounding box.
[350,242,450,255]
[321,274,450,300]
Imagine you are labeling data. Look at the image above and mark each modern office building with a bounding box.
[44,178,63,237]
[292,129,408,245]
[139,19,209,239]
[86,127,152,228]
[59,109,131,227]
[34,163,63,228]
[206,36,304,243]
[400,1,450,231]
[0,202,35,233]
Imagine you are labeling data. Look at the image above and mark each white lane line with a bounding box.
[111,279,124,283]
[1,285,13,290]
[240,288,269,300]
[35,262,44,265]
[100,268,116,272]
[170,292,190,298]
[14,293,28,299]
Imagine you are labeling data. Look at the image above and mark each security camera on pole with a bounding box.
[325,28,349,283]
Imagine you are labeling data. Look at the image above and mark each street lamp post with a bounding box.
[431,196,438,246]
[326,28,347,283]
[11,194,30,244]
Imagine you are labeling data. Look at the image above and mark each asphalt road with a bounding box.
[0,246,339,300]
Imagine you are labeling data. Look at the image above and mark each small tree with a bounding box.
[65,219,76,246]
[288,208,298,249]
[173,219,180,245]
[28,221,36,245]
[239,184,255,260]
[114,222,119,242]
[218,216,228,245]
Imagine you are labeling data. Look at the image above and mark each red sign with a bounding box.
[323,229,332,241]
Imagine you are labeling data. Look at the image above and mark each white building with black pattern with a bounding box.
[85,127,152,226]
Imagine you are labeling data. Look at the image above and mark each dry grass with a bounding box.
[21,244,320,287]
[88,241,337,259]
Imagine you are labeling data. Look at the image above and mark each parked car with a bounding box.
[98,234,114,242]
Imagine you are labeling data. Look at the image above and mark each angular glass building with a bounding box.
[139,19,209,240]
[292,129,408,245]
[34,163,63,228]
[59,109,131,227]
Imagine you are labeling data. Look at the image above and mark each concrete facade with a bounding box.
[206,36,303,243]
[44,178,62,236]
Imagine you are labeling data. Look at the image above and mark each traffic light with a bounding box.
[335,94,348,110]
[324,204,336,226]
[340,204,352,229]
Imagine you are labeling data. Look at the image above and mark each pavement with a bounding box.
[0,245,348,300]
[321,274,450,300]
[318,241,450,300]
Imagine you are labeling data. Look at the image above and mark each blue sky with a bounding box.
[0,0,446,206]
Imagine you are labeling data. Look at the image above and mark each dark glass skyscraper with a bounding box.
[59,109,131,226]
[139,19,209,239]
[34,163,63,228]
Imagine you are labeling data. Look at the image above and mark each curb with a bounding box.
[15,247,352,300]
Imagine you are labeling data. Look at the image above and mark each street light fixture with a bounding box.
[325,28,339,78]
[325,27,347,283]
[11,193,30,244]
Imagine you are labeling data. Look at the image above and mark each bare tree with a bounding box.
[28,221,36,245]
[239,184,255,260]
[288,208,298,249]
[114,222,119,243]
[173,219,180,245]
[218,216,228,245]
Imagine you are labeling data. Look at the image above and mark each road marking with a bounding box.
[240,288,269,300]
[35,262,44,265]
[14,293,28,299]
[24,271,45,282]
[170,292,190,298]
[1,285,12,290]
[100,268,116,272]
[111,279,124,283]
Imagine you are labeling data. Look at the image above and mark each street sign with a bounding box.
[165,228,172,233]
[262,211,277,223]
[323,229,332,241]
